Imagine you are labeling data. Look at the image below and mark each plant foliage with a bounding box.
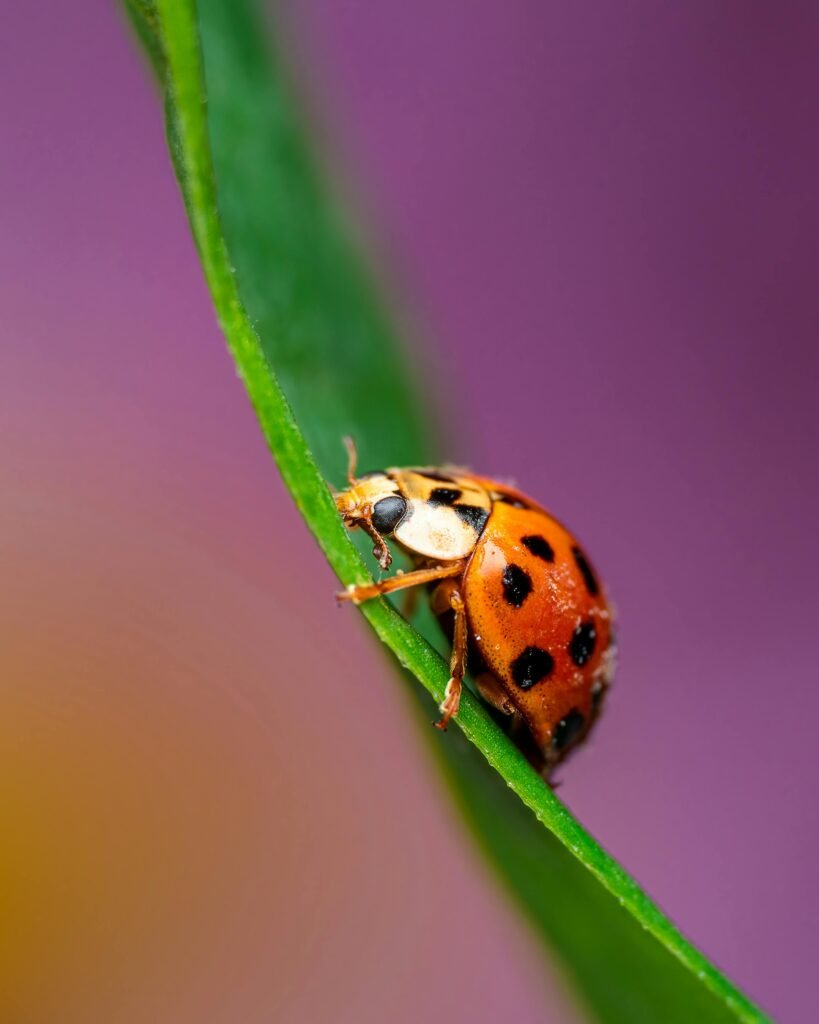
[123,2,767,1020]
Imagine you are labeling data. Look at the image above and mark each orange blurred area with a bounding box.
[0,454,575,1022]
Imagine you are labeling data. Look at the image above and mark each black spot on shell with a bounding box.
[497,493,529,509]
[572,545,599,596]
[502,564,532,608]
[510,646,554,689]
[420,470,458,484]
[521,534,555,563]
[569,621,597,666]
[371,495,407,534]
[553,709,584,750]
[428,487,462,506]
[454,504,490,533]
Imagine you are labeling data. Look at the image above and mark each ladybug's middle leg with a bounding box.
[400,584,421,621]
[430,580,467,731]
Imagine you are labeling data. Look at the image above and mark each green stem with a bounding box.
[132,1,768,1020]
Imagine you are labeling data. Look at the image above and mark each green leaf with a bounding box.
[122,2,768,1021]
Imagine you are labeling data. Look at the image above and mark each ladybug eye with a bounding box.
[371,495,407,534]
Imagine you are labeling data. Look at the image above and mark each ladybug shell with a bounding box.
[462,478,614,768]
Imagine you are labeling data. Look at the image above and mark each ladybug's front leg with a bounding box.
[337,562,463,605]
[430,581,467,731]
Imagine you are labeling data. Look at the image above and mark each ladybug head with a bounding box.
[334,461,408,571]
[332,440,489,568]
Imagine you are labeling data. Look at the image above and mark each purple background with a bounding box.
[2,1,817,1021]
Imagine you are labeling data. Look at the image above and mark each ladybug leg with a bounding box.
[400,585,421,620]
[474,672,515,716]
[337,562,464,605]
[433,586,467,731]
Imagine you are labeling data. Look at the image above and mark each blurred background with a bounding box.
[2,1,817,1021]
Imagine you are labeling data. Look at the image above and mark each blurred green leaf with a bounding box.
[123,1,767,1021]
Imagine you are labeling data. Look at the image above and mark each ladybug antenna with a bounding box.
[342,436,358,486]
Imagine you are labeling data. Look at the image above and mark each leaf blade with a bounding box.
[124,1,768,1021]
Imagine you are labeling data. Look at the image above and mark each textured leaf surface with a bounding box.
[123,2,767,1020]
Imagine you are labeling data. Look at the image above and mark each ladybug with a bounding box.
[334,440,615,774]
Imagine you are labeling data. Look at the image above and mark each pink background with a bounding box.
[2,2,817,1021]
